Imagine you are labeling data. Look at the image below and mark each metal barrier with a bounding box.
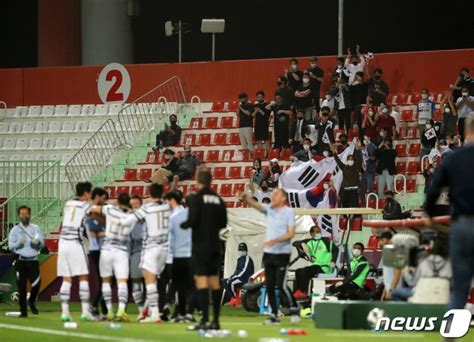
[0,160,61,241]
[366,192,379,209]
[394,174,407,194]
[0,101,6,120]
[190,95,202,116]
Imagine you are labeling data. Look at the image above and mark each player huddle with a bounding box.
[56,169,228,330]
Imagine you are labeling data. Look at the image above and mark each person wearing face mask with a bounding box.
[237,92,255,158]
[416,88,437,138]
[455,86,474,143]
[251,158,266,186]
[289,111,309,153]
[291,138,314,162]
[332,142,363,208]
[321,93,335,112]
[376,138,397,199]
[307,56,324,112]
[253,91,271,158]
[381,191,402,220]
[266,95,292,150]
[285,58,303,92]
[350,71,369,139]
[334,76,353,132]
[344,45,366,86]
[420,119,439,160]
[295,72,314,121]
[8,205,45,317]
[367,68,389,106]
[328,242,370,300]
[267,158,282,188]
[154,114,182,151]
[293,225,338,298]
[376,104,397,139]
[166,145,200,183]
[314,108,336,154]
[249,179,272,203]
[440,94,457,138]
[336,133,349,154]
[377,232,401,300]
[362,106,378,141]
[148,148,179,184]
[450,67,474,101]
[274,76,294,107]
[359,136,376,202]
[221,243,254,302]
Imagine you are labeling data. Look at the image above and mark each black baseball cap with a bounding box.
[380,232,393,240]
[238,242,248,251]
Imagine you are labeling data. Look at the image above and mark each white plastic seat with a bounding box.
[55,137,70,149]
[61,154,72,165]
[34,122,48,133]
[8,122,21,134]
[15,138,29,150]
[3,138,16,149]
[41,105,55,117]
[41,137,56,149]
[95,104,109,115]
[81,104,95,116]
[75,121,89,132]
[68,105,82,116]
[69,137,82,149]
[88,120,102,132]
[14,106,28,117]
[0,122,8,133]
[108,103,123,115]
[21,122,35,134]
[62,121,76,133]
[29,137,43,149]
[28,106,42,117]
[0,155,6,161]
[48,121,62,133]
[0,138,3,149]
[54,105,68,116]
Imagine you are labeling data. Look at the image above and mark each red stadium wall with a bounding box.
[0,49,473,107]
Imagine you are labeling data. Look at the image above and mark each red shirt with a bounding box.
[376,115,396,137]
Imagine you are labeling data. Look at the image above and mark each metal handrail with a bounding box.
[394,174,407,194]
[0,101,6,120]
[366,192,379,209]
[191,95,202,116]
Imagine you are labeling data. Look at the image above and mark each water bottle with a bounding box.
[5,312,21,317]
[64,322,78,329]
[107,323,122,330]
[280,328,307,336]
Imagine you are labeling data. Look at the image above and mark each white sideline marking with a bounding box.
[0,322,153,341]
[325,332,425,338]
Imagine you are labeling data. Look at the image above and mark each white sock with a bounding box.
[79,281,90,315]
[60,281,71,315]
[118,282,128,311]
[146,283,159,317]
[132,282,144,310]
[102,282,113,313]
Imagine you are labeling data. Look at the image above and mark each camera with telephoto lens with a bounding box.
[382,229,439,268]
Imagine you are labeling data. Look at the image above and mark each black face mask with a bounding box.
[340,140,347,145]
[297,117,304,121]
[20,217,30,225]
[170,121,177,126]
[257,99,264,103]
[261,186,269,191]
[374,75,381,80]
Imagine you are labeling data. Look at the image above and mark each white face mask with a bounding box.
[322,150,329,157]
[421,94,428,100]
[347,160,355,166]
[462,92,469,97]
[165,154,171,160]
[314,234,322,239]
[364,138,371,146]
[291,64,298,70]
[352,248,361,257]
[380,131,386,137]
[303,144,310,151]
[368,111,374,116]
[303,78,310,84]
[445,107,451,113]
[382,108,388,114]
[426,124,432,129]
[310,63,316,68]
[323,183,329,190]
[239,252,247,257]
[325,95,331,100]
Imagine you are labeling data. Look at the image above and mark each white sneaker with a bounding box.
[139,315,161,324]
[136,307,148,321]
[80,312,98,322]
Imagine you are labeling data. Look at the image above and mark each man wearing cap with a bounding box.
[382,191,402,220]
[307,57,324,113]
[166,145,200,183]
[221,243,255,302]
[154,114,182,151]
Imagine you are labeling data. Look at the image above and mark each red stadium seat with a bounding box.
[199,133,211,146]
[280,148,292,161]
[228,166,242,179]
[206,150,220,162]
[378,199,386,209]
[395,179,406,192]
[406,126,418,139]
[140,151,160,164]
[406,179,417,193]
[204,117,218,129]
[387,94,396,105]
[400,109,415,122]
[222,150,235,161]
[367,236,379,249]
[213,167,227,180]
[406,161,420,175]
[348,128,359,140]
[396,162,407,174]
[120,168,137,181]
[228,100,239,112]
[189,117,203,129]
[210,101,224,113]
[395,144,407,157]
[253,149,265,160]
[339,217,348,230]
[116,186,130,196]
[268,149,280,160]
[395,127,406,140]
[214,133,227,145]
[220,116,234,128]
[104,186,117,199]
[410,93,421,104]
[229,133,240,145]
[210,184,218,193]
[433,108,443,122]
[243,166,253,178]
[367,197,377,209]
[232,184,245,196]
[183,133,196,146]
[239,150,250,161]
[220,184,232,197]
[352,217,362,231]
[396,93,408,105]
[139,168,153,181]
[194,150,205,162]
[144,185,150,197]
[131,186,144,197]
[408,143,421,157]
[188,184,198,193]
[225,201,236,208]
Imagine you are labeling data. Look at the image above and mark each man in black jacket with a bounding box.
[382,191,402,220]
[181,170,227,331]
[289,110,309,153]
[375,138,397,199]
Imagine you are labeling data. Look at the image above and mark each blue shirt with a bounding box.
[8,223,44,259]
[168,206,192,258]
[261,204,296,254]
[84,216,105,252]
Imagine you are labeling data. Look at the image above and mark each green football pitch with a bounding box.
[0,302,471,341]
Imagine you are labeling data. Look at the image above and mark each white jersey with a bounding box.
[134,202,170,249]
[60,199,91,241]
[101,205,134,252]
[130,221,144,255]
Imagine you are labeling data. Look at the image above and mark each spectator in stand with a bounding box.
[291,138,314,162]
[332,142,362,208]
[285,58,303,92]
[254,91,271,158]
[417,88,437,137]
[334,76,353,132]
[266,94,292,151]
[350,71,369,138]
[335,57,349,81]
[275,76,294,107]
[360,136,377,201]
[154,114,182,151]
[166,145,200,183]
[441,94,457,138]
[382,191,403,220]
[389,104,400,135]
[376,138,397,199]
[148,148,180,184]
[337,133,349,154]
[267,159,282,188]
[450,67,474,101]
[295,72,314,121]
[307,56,324,112]
[251,158,266,186]
[321,93,336,113]
[314,107,336,154]
[455,86,474,143]
[249,179,272,203]
[345,45,366,86]
[289,110,308,153]
[423,163,435,195]
[376,104,397,139]
[362,106,378,142]
[420,119,438,160]
[367,68,389,106]
[237,93,255,158]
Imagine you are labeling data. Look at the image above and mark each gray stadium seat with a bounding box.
[41,137,56,149]
[88,120,102,132]
[108,103,123,115]
[34,122,48,133]
[8,122,21,134]
[68,137,82,149]
[21,122,35,134]
[81,104,95,116]
[41,105,55,117]
[28,106,42,117]
[55,137,69,149]
[0,122,8,133]
[95,104,109,116]
[62,121,76,133]
[68,105,82,116]
[29,137,43,149]
[48,121,62,133]
[75,121,89,132]
[14,106,28,117]
[3,138,15,149]
[54,105,68,116]
[15,138,29,150]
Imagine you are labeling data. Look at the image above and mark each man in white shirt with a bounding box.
[344,45,366,85]
[455,86,474,142]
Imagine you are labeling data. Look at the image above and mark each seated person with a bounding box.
[222,243,254,302]
[166,145,200,183]
[291,138,315,162]
[266,158,282,188]
[293,225,338,298]
[328,242,370,299]
[147,148,179,184]
[249,179,272,203]
[251,158,266,186]
[153,114,182,150]
[382,190,402,220]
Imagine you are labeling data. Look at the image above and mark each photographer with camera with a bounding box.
[378,232,401,300]
[425,114,474,310]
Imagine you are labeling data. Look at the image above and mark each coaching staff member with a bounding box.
[8,206,44,317]
[181,170,227,330]
[425,114,474,311]
[242,188,296,325]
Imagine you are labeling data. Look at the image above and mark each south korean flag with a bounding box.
[424,127,436,140]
